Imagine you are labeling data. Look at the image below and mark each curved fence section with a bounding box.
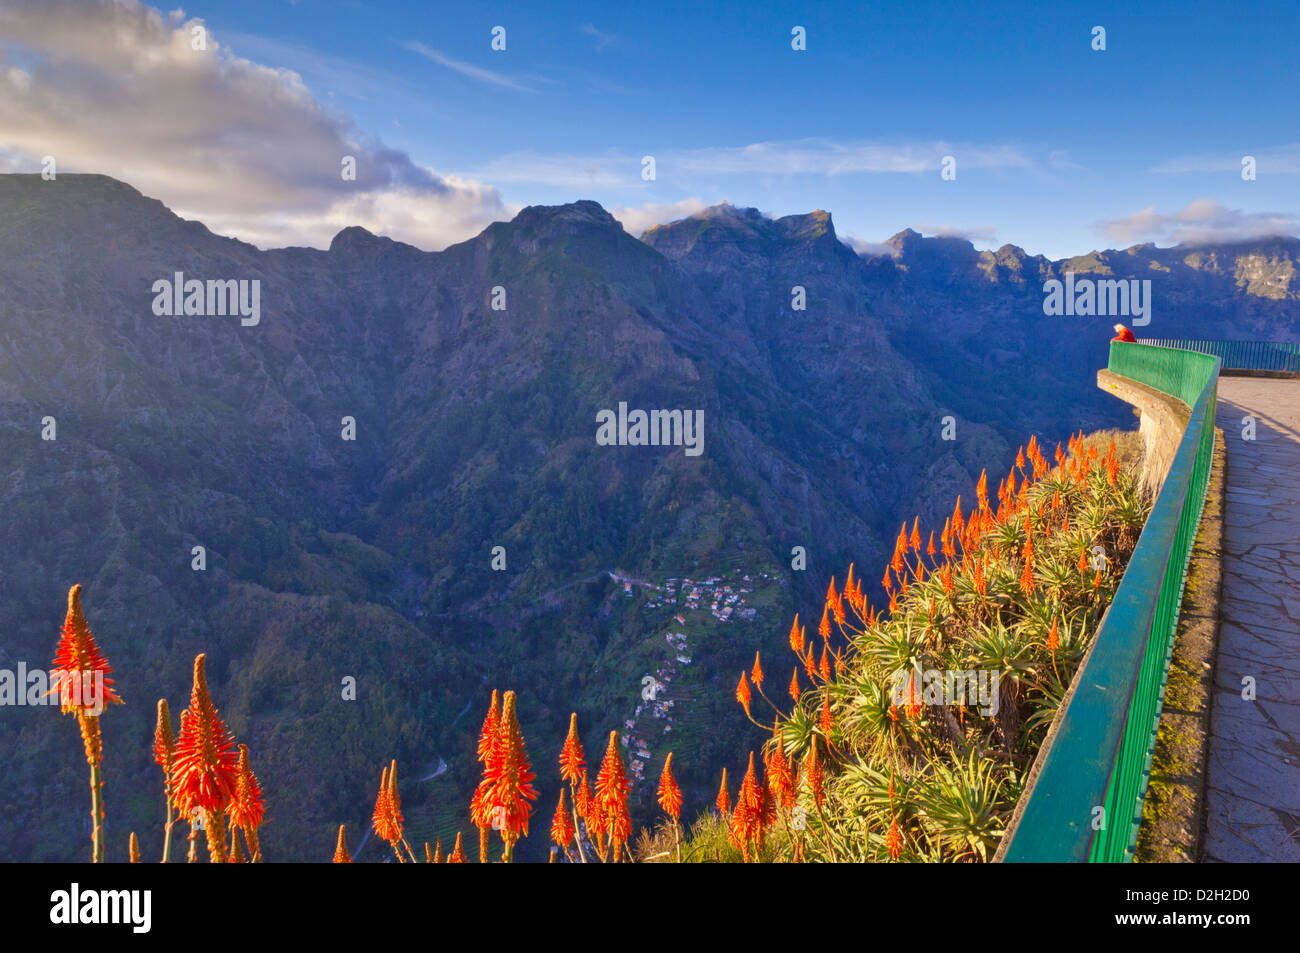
[1001,341,1219,862]
[1139,338,1300,374]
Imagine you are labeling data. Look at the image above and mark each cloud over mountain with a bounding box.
[610,198,710,236]
[1096,199,1300,246]
[0,0,512,250]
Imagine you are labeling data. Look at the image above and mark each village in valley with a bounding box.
[612,568,779,786]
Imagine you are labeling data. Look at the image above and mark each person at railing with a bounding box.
[1112,323,1138,343]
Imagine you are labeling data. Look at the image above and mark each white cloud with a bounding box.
[0,0,513,250]
[470,151,632,189]
[912,223,999,246]
[580,23,617,52]
[1048,149,1088,172]
[841,234,900,258]
[1095,199,1300,246]
[402,41,535,93]
[463,138,1035,190]
[1152,144,1300,175]
[610,198,709,236]
[220,31,436,110]
[670,139,1032,177]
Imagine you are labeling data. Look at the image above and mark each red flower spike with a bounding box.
[551,789,575,848]
[478,690,538,847]
[716,767,732,817]
[736,671,752,716]
[228,744,265,833]
[594,731,632,854]
[332,825,351,863]
[886,817,904,860]
[730,752,765,855]
[559,711,585,787]
[171,654,238,818]
[657,751,683,820]
[819,692,834,736]
[476,690,500,765]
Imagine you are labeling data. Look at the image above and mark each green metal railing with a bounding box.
[1001,340,1220,862]
[1139,338,1300,374]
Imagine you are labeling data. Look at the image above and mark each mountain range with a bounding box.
[2,174,1298,861]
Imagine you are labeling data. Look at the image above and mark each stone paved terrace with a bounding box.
[1203,376,1300,862]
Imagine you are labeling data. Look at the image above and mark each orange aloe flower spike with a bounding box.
[228,744,265,842]
[750,651,764,690]
[904,671,921,719]
[716,767,731,817]
[559,712,586,787]
[657,751,683,820]
[477,690,500,764]
[886,817,904,860]
[551,789,575,847]
[788,667,800,702]
[333,825,351,863]
[730,752,764,854]
[387,760,404,834]
[372,765,402,847]
[50,584,122,722]
[171,654,239,820]
[1020,556,1036,594]
[736,671,752,716]
[576,767,594,820]
[153,699,175,782]
[804,743,824,807]
[766,738,794,811]
[449,832,467,863]
[482,690,539,853]
[819,692,834,736]
[594,731,632,855]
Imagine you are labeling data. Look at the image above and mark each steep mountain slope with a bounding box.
[1,176,1296,861]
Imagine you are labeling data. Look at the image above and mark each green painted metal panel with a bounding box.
[1138,338,1300,373]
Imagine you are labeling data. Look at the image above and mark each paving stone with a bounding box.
[1205,378,1300,862]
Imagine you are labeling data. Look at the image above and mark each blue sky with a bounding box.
[3,0,1297,256]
